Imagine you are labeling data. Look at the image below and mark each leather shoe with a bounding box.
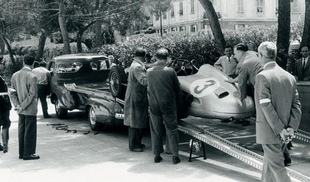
[139,144,146,148]
[19,155,23,159]
[0,144,3,151]
[23,154,40,160]
[130,148,143,152]
[44,115,52,118]
[172,156,181,164]
[154,156,163,163]
[284,157,291,166]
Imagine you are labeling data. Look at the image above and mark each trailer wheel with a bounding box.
[109,66,127,100]
[88,106,102,131]
[55,98,68,119]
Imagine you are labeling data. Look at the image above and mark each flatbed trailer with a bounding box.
[178,116,310,182]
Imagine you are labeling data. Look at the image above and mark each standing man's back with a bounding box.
[10,55,40,160]
[147,48,181,164]
[255,42,301,182]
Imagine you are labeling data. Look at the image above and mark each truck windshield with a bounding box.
[57,62,83,73]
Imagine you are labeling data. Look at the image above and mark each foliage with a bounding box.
[10,42,88,62]
[95,24,303,69]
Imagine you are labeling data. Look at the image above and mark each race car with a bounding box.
[109,59,255,121]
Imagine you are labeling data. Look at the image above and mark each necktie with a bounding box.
[303,58,307,69]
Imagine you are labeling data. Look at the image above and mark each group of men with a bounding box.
[0,55,51,160]
[215,42,302,182]
[124,47,181,164]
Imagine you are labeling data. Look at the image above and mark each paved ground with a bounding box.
[1,102,263,182]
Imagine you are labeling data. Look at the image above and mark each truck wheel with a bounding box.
[55,98,68,119]
[88,106,102,131]
[109,66,127,100]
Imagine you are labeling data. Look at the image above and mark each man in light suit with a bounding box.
[214,45,238,78]
[255,42,302,182]
[10,55,40,160]
[294,46,310,81]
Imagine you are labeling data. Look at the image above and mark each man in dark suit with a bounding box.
[255,42,301,182]
[0,56,11,153]
[10,55,40,160]
[147,48,181,164]
[294,46,310,81]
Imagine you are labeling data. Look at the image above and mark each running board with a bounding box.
[178,120,310,182]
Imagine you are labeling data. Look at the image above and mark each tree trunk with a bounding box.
[58,1,71,54]
[276,0,291,53]
[94,0,102,48]
[160,11,163,37]
[35,29,47,61]
[301,0,310,48]
[0,33,18,73]
[198,0,225,54]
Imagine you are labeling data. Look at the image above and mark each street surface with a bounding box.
[0,101,271,182]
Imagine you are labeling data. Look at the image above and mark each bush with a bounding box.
[95,25,293,69]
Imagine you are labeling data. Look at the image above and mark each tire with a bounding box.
[55,98,68,119]
[88,106,102,131]
[109,65,127,100]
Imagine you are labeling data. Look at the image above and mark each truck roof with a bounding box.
[53,53,107,61]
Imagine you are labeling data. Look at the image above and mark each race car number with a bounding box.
[189,78,220,98]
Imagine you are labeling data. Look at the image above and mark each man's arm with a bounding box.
[214,57,223,71]
[237,65,248,101]
[19,76,38,111]
[133,65,147,86]
[9,76,20,107]
[288,83,302,130]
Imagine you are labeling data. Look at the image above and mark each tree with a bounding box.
[276,0,291,54]
[58,0,71,54]
[198,0,225,54]
[301,0,310,48]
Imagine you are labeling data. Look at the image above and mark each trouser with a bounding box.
[261,144,291,182]
[18,115,37,157]
[38,84,49,117]
[149,111,179,156]
[0,110,11,145]
[128,127,144,150]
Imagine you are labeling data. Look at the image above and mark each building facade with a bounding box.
[152,0,305,33]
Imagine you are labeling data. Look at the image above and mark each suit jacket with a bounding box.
[294,57,310,81]
[0,75,11,113]
[238,53,263,100]
[10,66,38,116]
[255,62,301,144]
[124,58,148,128]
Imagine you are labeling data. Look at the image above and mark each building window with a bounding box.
[179,26,185,32]
[292,0,299,11]
[256,0,264,13]
[155,14,159,21]
[163,12,167,19]
[237,0,244,13]
[171,27,176,32]
[179,2,183,16]
[191,0,195,14]
[190,25,196,32]
[171,6,175,18]
[235,24,247,30]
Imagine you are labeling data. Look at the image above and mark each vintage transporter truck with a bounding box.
[48,53,257,131]
[47,53,127,131]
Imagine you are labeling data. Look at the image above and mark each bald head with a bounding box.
[156,48,169,61]
[258,41,277,60]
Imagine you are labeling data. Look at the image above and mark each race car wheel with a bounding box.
[88,106,102,131]
[109,65,127,100]
[55,98,68,119]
